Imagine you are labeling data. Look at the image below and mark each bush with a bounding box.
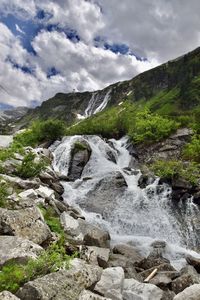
[15,152,48,179]
[183,135,200,163]
[0,241,71,293]
[0,181,9,207]
[151,160,200,185]
[39,205,64,235]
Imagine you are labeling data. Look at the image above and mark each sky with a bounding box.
[0,0,199,108]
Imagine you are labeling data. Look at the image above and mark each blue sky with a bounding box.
[0,0,199,108]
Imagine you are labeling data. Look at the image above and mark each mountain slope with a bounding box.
[18,46,200,128]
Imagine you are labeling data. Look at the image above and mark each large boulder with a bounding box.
[186,255,200,273]
[83,246,110,268]
[113,244,143,263]
[0,236,43,266]
[174,284,200,300]
[60,212,110,248]
[0,291,20,300]
[94,267,124,300]
[0,207,51,245]
[171,272,200,294]
[122,278,163,300]
[16,259,102,300]
[68,141,92,181]
[0,174,40,190]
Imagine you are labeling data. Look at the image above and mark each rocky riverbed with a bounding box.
[0,132,200,299]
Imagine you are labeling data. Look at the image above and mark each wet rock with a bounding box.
[94,267,124,300]
[16,258,102,300]
[0,207,51,245]
[193,192,200,205]
[149,272,173,288]
[171,272,199,294]
[0,236,43,267]
[81,172,127,216]
[122,278,163,300]
[186,255,200,273]
[0,291,20,300]
[173,284,200,300]
[113,244,143,263]
[136,254,170,270]
[68,140,92,181]
[79,290,111,300]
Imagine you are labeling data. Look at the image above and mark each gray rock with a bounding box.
[94,267,124,300]
[171,272,199,294]
[0,291,20,300]
[83,246,110,268]
[79,290,111,300]
[0,236,43,266]
[174,284,200,300]
[139,263,176,281]
[0,174,40,189]
[18,189,38,200]
[68,141,92,181]
[0,207,51,245]
[113,244,143,263]
[60,213,110,248]
[186,255,200,273]
[16,258,102,300]
[123,278,163,300]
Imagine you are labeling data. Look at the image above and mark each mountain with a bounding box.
[18,46,200,128]
[0,107,29,134]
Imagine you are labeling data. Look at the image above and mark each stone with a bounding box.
[94,267,124,300]
[108,253,142,280]
[174,284,200,300]
[60,213,110,248]
[84,246,110,268]
[0,236,43,266]
[0,207,51,245]
[171,273,199,294]
[18,189,38,200]
[113,244,143,263]
[36,186,55,199]
[79,290,111,300]
[16,259,102,300]
[0,174,40,189]
[68,140,92,181]
[0,291,20,300]
[122,278,163,300]
[139,263,177,281]
[149,272,172,288]
[186,255,200,273]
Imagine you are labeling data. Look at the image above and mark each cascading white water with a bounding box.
[84,89,111,117]
[51,135,200,269]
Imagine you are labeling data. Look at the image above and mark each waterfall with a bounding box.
[52,135,200,269]
[84,89,111,117]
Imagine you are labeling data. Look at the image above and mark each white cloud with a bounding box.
[0,0,199,107]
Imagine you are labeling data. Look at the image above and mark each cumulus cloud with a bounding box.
[0,0,199,107]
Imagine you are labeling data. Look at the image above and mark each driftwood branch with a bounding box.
[144,268,158,282]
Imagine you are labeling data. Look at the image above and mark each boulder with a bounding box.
[83,246,110,268]
[174,284,200,300]
[0,291,20,300]
[18,189,38,200]
[16,259,102,300]
[108,253,142,280]
[171,273,199,294]
[139,263,177,281]
[0,207,51,245]
[68,141,92,181]
[0,236,43,266]
[113,244,143,263]
[79,290,111,300]
[1,159,21,175]
[60,213,110,248]
[0,174,40,190]
[122,278,163,300]
[186,255,200,273]
[36,186,55,200]
[94,267,124,300]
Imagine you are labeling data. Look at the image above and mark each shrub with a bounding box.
[39,205,64,235]
[15,152,48,179]
[151,160,200,185]
[128,108,179,144]
[183,135,200,163]
[0,181,9,207]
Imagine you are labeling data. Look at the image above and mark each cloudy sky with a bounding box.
[0,0,199,108]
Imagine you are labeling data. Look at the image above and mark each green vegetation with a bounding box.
[150,160,200,186]
[15,152,48,179]
[39,205,64,235]
[67,102,179,144]
[182,135,200,163]
[0,241,71,293]
[0,180,9,207]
